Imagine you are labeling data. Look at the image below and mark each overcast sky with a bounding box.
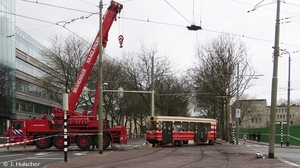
[15,0,300,105]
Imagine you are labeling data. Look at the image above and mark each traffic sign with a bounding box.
[236,109,241,118]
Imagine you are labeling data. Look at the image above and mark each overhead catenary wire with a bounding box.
[15,0,300,49]
[10,0,300,75]
[21,0,94,14]
[8,1,300,89]
[164,0,191,24]
[4,8,299,51]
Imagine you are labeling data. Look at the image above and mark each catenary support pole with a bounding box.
[236,64,240,145]
[269,0,281,159]
[98,0,104,155]
[286,55,291,146]
[151,54,155,116]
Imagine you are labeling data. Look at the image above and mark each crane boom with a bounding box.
[68,1,123,111]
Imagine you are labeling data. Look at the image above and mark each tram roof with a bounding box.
[147,116,216,123]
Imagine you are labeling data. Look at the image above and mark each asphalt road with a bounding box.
[1,138,299,168]
[0,138,145,168]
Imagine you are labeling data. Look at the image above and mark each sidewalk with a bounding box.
[246,139,300,149]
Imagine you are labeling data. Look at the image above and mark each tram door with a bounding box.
[194,123,208,143]
[162,121,173,144]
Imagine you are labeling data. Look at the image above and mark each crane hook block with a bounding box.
[118,35,124,48]
[187,24,202,31]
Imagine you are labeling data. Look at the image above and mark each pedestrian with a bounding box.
[253,132,256,141]
[257,132,261,142]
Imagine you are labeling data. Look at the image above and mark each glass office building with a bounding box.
[0,0,59,134]
[0,0,16,134]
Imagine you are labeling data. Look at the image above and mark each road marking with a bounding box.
[73,152,88,155]
[0,154,23,158]
[35,152,54,156]
[277,157,300,168]
[30,157,67,160]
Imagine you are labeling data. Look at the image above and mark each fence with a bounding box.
[239,125,300,145]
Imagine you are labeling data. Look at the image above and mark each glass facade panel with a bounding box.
[16,58,45,77]
[0,0,16,131]
[15,27,46,64]
[15,78,55,100]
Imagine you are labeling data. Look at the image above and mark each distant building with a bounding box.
[231,99,300,128]
[231,99,267,129]
[265,105,300,127]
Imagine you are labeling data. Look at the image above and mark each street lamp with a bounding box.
[235,64,240,145]
[279,49,291,147]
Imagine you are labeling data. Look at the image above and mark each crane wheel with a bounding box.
[35,136,52,149]
[76,135,92,150]
[53,136,69,150]
[94,134,110,149]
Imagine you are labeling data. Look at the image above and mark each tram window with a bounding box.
[147,121,156,131]
[190,122,195,131]
[182,122,188,131]
[205,123,211,132]
[174,121,181,132]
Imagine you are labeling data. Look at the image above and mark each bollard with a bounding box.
[6,137,9,151]
[280,122,283,146]
[232,127,235,145]
[243,134,247,146]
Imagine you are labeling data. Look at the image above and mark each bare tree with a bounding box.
[291,99,300,106]
[155,75,190,116]
[41,34,90,109]
[277,98,287,106]
[120,43,191,132]
[190,33,255,141]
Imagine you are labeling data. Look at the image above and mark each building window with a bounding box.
[16,99,52,114]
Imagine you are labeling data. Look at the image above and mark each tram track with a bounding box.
[179,145,204,168]
[214,143,231,168]
[104,147,181,167]
[177,144,231,168]
[70,146,169,168]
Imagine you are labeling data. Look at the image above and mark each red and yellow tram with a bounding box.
[146,116,217,147]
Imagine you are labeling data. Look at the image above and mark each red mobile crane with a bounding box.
[4,1,127,150]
